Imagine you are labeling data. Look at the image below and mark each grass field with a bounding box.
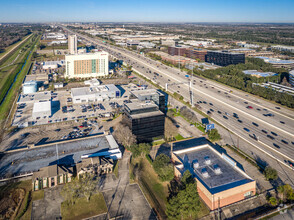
[61,193,107,220]
[0,34,40,127]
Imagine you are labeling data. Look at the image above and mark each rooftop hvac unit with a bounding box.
[201,168,209,178]
[192,160,199,169]
[213,164,221,174]
[204,156,211,165]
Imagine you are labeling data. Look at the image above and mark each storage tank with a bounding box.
[23,80,38,94]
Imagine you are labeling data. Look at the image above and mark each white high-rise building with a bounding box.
[65,52,109,78]
[68,35,77,55]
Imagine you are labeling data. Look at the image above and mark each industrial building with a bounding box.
[42,60,65,70]
[65,52,109,78]
[122,102,165,142]
[71,84,120,104]
[205,51,245,66]
[290,70,294,87]
[32,101,52,119]
[129,88,166,113]
[68,34,78,55]
[172,139,256,210]
[18,91,51,104]
[22,80,38,94]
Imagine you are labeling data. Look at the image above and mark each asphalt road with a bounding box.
[62,26,294,175]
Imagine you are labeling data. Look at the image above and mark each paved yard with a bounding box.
[31,186,63,220]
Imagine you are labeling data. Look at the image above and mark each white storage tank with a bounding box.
[23,80,38,94]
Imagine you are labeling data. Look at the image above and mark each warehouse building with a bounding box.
[65,51,109,78]
[22,80,38,94]
[122,101,165,142]
[71,84,120,104]
[32,101,52,119]
[172,140,256,210]
[205,51,245,66]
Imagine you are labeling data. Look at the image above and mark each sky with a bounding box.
[0,0,293,23]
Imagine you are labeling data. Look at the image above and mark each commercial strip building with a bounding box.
[65,51,109,78]
[205,51,245,66]
[242,70,278,78]
[229,49,274,57]
[71,84,121,104]
[171,139,256,210]
[122,102,165,142]
[272,45,294,53]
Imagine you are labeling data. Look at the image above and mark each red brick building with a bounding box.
[171,140,256,210]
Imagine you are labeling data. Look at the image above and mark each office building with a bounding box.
[129,89,166,113]
[122,102,165,142]
[205,51,245,66]
[68,35,77,55]
[65,52,109,78]
[172,139,256,210]
[185,48,208,61]
[290,70,294,87]
[71,84,120,103]
[168,45,190,56]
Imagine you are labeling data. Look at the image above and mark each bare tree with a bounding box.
[113,123,137,147]
[79,173,99,202]
[61,178,80,205]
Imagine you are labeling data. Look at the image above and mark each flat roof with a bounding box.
[33,101,51,113]
[131,88,163,97]
[18,92,51,104]
[125,101,158,111]
[173,140,253,195]
[71,84,119,97]
[0,135,118,177]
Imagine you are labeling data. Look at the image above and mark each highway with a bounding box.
[62,26,294,177]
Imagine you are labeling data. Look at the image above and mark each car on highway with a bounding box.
[237,119,243,123]
[280,121,285,124]
[281,140,288,144]
[271,131,278,136]
[247,106,253,109]
[252,122,259,127]
[225,112,230,116]
[244,128,250,132]
[217,110,222,114]
[261,130,268,134]
[267,135,275,140]
[209,103,213,106]
[273,143,280,148]
[223,115,228,119]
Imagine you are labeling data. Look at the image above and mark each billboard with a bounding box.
[206,123,215,131]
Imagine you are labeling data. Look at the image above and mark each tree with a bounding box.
[268,197,278,206]
[264,166,278,181]
[153,154,174,182]
[277,184,294,202]
[165,117,178,141]
[113,123,136,147]
[207,129,221,142]
[166,183,200,219]
[79,173,99,202]
[61,178,80,205]
[128,143,152,158]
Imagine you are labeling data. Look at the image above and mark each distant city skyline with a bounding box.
[0,0,294,23]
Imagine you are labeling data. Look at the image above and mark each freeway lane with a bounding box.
[63,26,294,168]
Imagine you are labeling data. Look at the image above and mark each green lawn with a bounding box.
[61,193,107,220]
[175,134,185,141]
[152,139,165,146]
